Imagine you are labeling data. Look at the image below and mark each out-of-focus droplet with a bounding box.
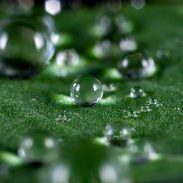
[45,0,62,16]
[0,15,54,78]
[131,0,145,10]
[102,83,117,92]
[92,40,112,59]
[104,124,132,147]
[119,36,137,52]
[115,16,134,34]
[18,0,34,11]
[130,86,146,99]
[107,0,122,12]
[128,140,161,164]
[18,130,59,163]
[156,48,170,61]
[56,49,79,66]
[117,52,157,80]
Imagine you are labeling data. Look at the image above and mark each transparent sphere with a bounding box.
[0,15,54,78]
[18,130,59,163]
[117,52,156,80]
[70,75,103,107]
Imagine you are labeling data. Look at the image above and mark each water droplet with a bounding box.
[128,140,161,164]
[117,52,157,80]
[41,163,70,183]
[92,40,112,59]
[104,124,132,146]
[102,83,117,92]
[18,130,59,163]
[119,36,137,52]
[0,15,54,78]
[115,16,134,34]
[131,0,145,10]
[56,49,79,66]
[156,48,170,60]
[130,86,146,99]
[107,0,122,11]
[95,16,112,37]
[99,162,129,183]
[70,75,103,107]
[45,0,62,16]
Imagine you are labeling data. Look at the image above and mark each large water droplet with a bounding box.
[117,52,156,80]
[70,75,103,107]
[18,130,59,163]
[0,15,54,78]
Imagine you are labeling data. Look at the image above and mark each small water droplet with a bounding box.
[70,75,103,107]
[117,52,157,80]
[18,130,59,163]
[130,86,146,99]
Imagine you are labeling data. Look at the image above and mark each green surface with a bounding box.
[1,4,183,183]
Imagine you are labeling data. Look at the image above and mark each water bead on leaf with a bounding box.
[117,52,157,80]
[70,75,103,107]
[0,15,54,79]
[18,130,59,163]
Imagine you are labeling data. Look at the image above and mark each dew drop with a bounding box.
[117,52,157,80]
[18,130,59,163]
[70,75,103,107]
